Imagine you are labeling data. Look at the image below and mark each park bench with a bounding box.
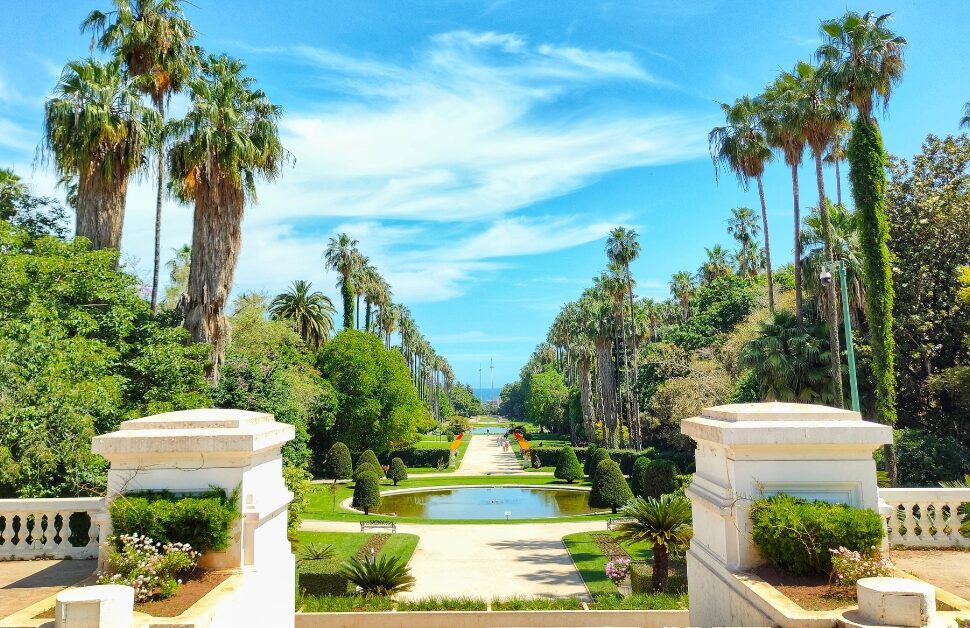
[359,520,396,533]
[606,517,635,530]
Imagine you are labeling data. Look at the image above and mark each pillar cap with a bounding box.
[702,402,860,422]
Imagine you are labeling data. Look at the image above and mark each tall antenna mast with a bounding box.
[489,358,494,403]
[479,363,483,404]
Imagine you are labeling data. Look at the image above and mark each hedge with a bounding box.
[109,488,238,554]
[749,494,884,575]
[630,563,651,594]
[383,448,450,469]
[528,445,690,476]
[299,560,348,596]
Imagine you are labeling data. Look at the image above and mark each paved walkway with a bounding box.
[453,433,525,476]
[0,559,95,619]
[301,519,604,600]
[894,549,970,603]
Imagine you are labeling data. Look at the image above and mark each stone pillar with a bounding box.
[681,402,892,627]
[92,408,296,628]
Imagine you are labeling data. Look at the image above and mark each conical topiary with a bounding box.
[631,456,651,497]
[642,459,679,500]
[357,449,383,477]
[583,443,599,476]
[353,462,380,481]
[586,447,610,480]
[352,471,381,515]
[588,459,633,514]
[325,442,353,480]
[554,446,583,484]
[387,457,408,486]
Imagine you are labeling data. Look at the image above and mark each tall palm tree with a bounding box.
[726,206,760,278]
[710,96,775,313]
[800,203,866,326]
[0,168,27,219]
[581,287,618,447]
[378,302,400,349]
[597,269,632,448]
[269,280,336,349]
[669,271,695,321]
[43,58,156,252]
[167,54,287,382]
[760,81,807,321]
[606,226,643,449]
[699,244,733,283]
[641,298,661,342]
[824,129,848,206]
[83,0,199,311]
[615,495,693,592]
[324,233,359,330]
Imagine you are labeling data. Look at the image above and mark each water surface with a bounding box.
[373,486,596,519]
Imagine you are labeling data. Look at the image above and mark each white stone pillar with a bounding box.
[92,408,296,628]
[681,402,892,627]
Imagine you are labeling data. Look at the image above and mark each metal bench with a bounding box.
[606,517,635,530]
[359,520,396,533]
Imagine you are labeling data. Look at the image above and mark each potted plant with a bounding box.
[605,557,632,596]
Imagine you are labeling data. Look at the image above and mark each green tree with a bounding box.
[631,456,651,497]
[586,446,610,479]
[554,446,583,484]
[448,382,483,417]
[615,495,692,592]
[498,381,527,420]
[325,442,352,480]
[0,169,27,219]
[525,368,568,433]
[167,54,287,383]
[387,457,408,485]
[588,459,633,514]
[353,462,380,481]
[82,0,200,311]
[317,331,424,453]
[642,459,679,499]
[607,226,644,449]
[357,449,382,477]
[740,311,833,404]
[269,280,336,349]
[161,245,190,311]
[352,471,381,515]
[42,58,156,251]
[669,272,695,321]
[324,233,360,330]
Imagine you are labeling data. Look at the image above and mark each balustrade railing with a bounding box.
[0,497,107,560]
[879,488,970,549]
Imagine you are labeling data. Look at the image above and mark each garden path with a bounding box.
[893,549,970,603]
[0,559,95,619]
[301,519,605,600]
[453,432,525,476]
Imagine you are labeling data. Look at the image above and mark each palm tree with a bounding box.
[709,96,775,313]
[167,54,287,382]
[824,129,848,206]
[800,202,866,326]
[699,244,733,283]
[581,287,618,447]
[82,0,199,311]
[0,168,27,219]
[42,58,156,252]
[161,243,190,311]
[726,207,760,278]
[669,271,695,321]
[615,495,692,592]
[324,233,359,330]
[378,302,400,349]
[606,226,643,449]
[269,280,336,349]
[596,269,632,448]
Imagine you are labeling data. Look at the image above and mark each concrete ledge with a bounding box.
[857,577,934,627]
[295,609,689,628]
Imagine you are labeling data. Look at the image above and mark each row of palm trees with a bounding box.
[709,11,906,413]
[41,0,284,383]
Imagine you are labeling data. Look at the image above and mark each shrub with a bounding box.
[353,462,380,481]
[749,495,884,575]
[589,460,634,514]
[890,428,970,486]
[387,458,408,485]
[339,555,415,596]
[555,446,583,483]
[829,546,894,587]
[97,533,200,601]
[325,442,353,480]
[385,448,449,469]
[299,559,348,596]
[583,444,600,476]
[109,488,238,554]
[353,471,381,514]
[357,450,383,477]
[630,563,651,594]
[283,464,312,539]
[587,448,611,480]
[298,594,393,612]
[642,460,679,499]
[631,457,651,497]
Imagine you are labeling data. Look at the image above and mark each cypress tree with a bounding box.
[352,471,381,515]
[325,442,353,480]
[357,449,383,477]
[586,447,610,480]
[353,462,380,481]
[588,459,633,514]
[631,456,651,497]
[387,457,408,486]
[554,446,584,484]
[583,443,599,476]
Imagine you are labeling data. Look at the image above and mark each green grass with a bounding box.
[561,531,686,598]
[588,593,688,610]
[294,531,419,564]
[297,594,394,612]
[303,475,606,524]
[491,597,584,610]
[397,597,487,611]
[402,433,472,473]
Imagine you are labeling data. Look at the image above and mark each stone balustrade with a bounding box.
[0,497,106,560]
[879,487,970,548]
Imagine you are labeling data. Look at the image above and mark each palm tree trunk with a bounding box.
[624,266,642,450]
[613,304,629,449]
[365,298,372,331]
[151,100,166,312]
[184,173,243,384]
[595,337,617,448]
[791,163,803,323]
[341,278,354,330]
[356,294,361,329]
[834,159,843,207]
[756,174,775,314]
[578,358,596,444]
[76,166,129,255]
[815,153,845,407]
[652,543,669,592]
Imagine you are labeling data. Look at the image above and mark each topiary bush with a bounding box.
[555,446,583,484]
[749,494,884,575]
[588,459,633,514]
[357,450,384,477]
[299,559,349,596]
[353,471,381,514]
[583,444,599,476]
[642,459,679,499]
[387,457,408,485]
[586,448,611,480]
[631,457,651,497]
[109,488,238,554]
[353,462,380,481]
[324,442,353,480]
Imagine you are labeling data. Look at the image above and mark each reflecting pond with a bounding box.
[372,486,597,519]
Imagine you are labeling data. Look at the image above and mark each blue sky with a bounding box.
[2,1,969,390]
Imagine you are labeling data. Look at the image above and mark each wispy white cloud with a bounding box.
[429,331,532,344]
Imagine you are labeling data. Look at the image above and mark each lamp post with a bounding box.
[820,260,860,412]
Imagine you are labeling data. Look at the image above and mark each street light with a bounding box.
[820,260,860,412]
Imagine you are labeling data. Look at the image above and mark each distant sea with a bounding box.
[473,387,502,403]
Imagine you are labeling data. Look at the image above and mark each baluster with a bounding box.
[88,511,100,552]
[944,501,960,545]
[63,511,75,557]
[38,512,50,552]
[902,502,920,544]
[49,511,62,554]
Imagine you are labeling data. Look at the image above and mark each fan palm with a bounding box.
[615,495,692,592]
[580,287,618,447]
[324,233,360,330]
[727,207,760,278]
[699,245,733,283]
[42,57,156,252]
[596,268,632,448]
[709,96,775,312]
[0,169,27,219]
[339,555,415,597]
[800,203,866,327]
[269,280,336,349]
[167,54,287,382]
[824,129,848,206]
[607,226,643,449]
[83,0,200,311]
[669,271,695,321]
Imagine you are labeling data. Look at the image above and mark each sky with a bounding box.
[1,1,969,391]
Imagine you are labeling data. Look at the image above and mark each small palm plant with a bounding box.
[614,495,692,592]
[297,543,335,566]
[339,555,415,597]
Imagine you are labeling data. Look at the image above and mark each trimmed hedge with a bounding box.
[387,458,408,485]
[588,459,633,514]
[554,446,584,483]
[529,445,689,476]
[586,449,611,479]
[630,563,651,594]
[299,560,348,596]
[109,488,238,553]
[631,457,651,497]
[383,448,450,469]
[749,494,884,575]
[353,462,380,481]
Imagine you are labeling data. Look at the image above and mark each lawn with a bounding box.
[403,432,472,473]
[294,530,419,564]
[562,531,687,608]
[304,474,607,524]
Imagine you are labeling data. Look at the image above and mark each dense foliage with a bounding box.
[889,429,970,487]
[588,459,633,514]
[554,446,583,483]
[642,459,679,499]
[387,457,408,485]
[109,488,238,554]
[324,442,353,480]
[352,471,381,515]
[448,382,483,417]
